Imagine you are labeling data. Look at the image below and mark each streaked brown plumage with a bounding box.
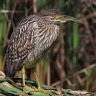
[4,9,78,77]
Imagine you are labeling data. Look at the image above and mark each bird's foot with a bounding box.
[22,84,51,95]
[21,72,47,95]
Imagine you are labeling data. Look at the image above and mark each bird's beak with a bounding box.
[60,15,80,23]
[53,15,80,23]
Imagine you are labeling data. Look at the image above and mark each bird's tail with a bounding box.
[4,59,21,77]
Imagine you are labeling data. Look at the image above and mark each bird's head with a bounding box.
[39,9,79,24]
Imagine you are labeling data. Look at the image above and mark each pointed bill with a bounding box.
[61,15,80,23]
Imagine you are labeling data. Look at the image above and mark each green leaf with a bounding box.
[0,84,23,95]
[0,93,6,96]
[32,92,49,96]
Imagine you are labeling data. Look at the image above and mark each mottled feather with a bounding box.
[4,10,61,77]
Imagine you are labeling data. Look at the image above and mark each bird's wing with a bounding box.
[4,16,36,77]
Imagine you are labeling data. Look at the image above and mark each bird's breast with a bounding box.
[25,24,60,68]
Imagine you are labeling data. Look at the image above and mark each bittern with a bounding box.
[4,9,78,85]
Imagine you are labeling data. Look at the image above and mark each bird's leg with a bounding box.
[33,72,52,94]
[22,65,25,87]
[34,72,41,89]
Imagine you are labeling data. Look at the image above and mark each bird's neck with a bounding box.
[43,24,60,48]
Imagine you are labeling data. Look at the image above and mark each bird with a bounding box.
[4,9,78,82]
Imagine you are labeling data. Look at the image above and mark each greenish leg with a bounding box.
[34,72,41,89]
[22,65,25,87]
